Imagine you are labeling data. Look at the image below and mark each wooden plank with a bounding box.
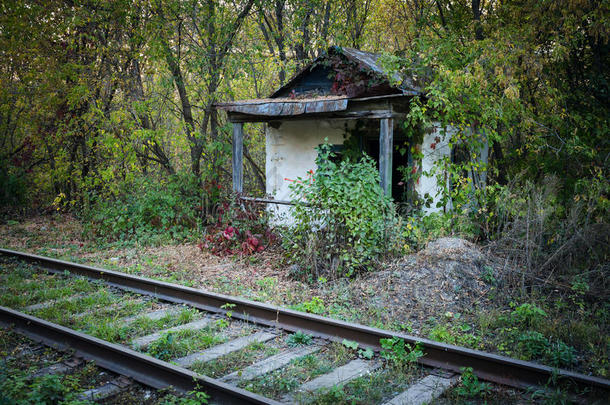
[382,375,457,405]
[220,344,324,384]
[173,331,277,368]
[23,294,85,312]
[131,318,213,348]
[379,118,394,196]
[121,306,182,324]
[281,359,380,403]
[226,109,403,123]
[240,197,295,206]
[232,123,244,193]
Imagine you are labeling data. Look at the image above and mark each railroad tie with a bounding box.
[77,376,131,401]
[131,317,214,348]
[121,306,183,324]
[71,300,139,320]
[220,343,325,384]
[1,345,45,363]
[28,358,82,379]
[29,363,72,378]
[281,358,380,403]
[382,374,458,405]
[173,331,277,368]
[22,293,85,312]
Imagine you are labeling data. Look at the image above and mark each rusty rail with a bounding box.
[1,248,609,393]
[0,305,280,405]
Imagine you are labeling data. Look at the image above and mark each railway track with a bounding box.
[1,248,608,404]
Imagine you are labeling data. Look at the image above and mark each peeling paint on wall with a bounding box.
[265,120,349,220]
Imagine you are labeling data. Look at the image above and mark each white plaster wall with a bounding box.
[416,123,454,214]
[265,120,347,221]
[265,119,456,220]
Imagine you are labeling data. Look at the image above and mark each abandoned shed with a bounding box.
[215,46,453,218]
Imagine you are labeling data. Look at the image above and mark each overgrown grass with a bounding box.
[31,289,118,323]
[191,341,280,378]
[297,366,423,405]
[242,343,354,400]
[146,328,226,361]
[86,306,200,343]
[0,269,97,309]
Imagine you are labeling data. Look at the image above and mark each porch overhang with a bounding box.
[215,94,413,123]
[216,94,418,196]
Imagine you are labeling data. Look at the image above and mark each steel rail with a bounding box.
[1,248,609,392]
[0,306,280,405]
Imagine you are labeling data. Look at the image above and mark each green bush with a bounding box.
[517,331,549,360]
[511,303,548,329]
[290,296,326,314]
[84,172,202,243]
[379,337,424,370]
[516,331,576,367]
[284,143,402,279]
[547,341,576,368]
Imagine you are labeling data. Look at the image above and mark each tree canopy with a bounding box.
[1,0,607,219]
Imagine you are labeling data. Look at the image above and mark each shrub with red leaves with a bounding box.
[201,195,276,256]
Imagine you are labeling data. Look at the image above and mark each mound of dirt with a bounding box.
[352,238,493,330]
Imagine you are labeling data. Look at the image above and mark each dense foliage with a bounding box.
[284,144,401,278]
[0,0,607,287]
[83,173,203,244]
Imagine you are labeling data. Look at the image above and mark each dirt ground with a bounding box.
[0,214,309,303]
[351,238,495,333]
[0,214,494,332]
[3,214,610,383]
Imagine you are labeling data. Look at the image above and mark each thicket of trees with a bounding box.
[0,0,375,209]
[1,0,608,266]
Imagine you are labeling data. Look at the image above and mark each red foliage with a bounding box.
[327,53,383,98]
[202,196,276,256]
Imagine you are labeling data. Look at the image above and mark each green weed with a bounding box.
[147,329,224,361]
[379,337,423,371]
[511,303,548,328]
[160,388,209,404]
[341,339,359,350]
[456,367,491,399]
[291,296,325,315]
[288,331,314,347]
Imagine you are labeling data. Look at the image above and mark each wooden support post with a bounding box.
[379,118,393,196]
[232,123,244,193]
